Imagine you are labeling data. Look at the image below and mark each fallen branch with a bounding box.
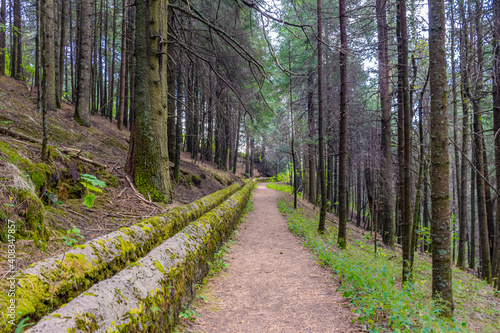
[125,175,164,209]
[0,127,108,169]
[117,188,127,198]
[0,126,41,144]
[58,148,108,169]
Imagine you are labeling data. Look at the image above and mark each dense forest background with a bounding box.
[0,0,499,318]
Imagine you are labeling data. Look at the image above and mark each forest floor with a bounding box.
[179,182,364,333]
[0,75,259,277]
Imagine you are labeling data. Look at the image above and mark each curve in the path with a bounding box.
[186,183,361,333]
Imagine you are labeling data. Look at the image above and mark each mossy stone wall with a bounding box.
[0,182,243,332]
[26,180,255,333]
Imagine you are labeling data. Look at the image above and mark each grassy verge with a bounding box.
[277,195,500,333]
[267,183,302,199]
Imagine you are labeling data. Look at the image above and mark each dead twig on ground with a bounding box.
[124,175,164,210]
[59,147,108,169]
[0,126,41,144]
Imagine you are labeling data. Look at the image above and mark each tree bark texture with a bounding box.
[429,0,454,315]
[117,0,127,130]
[0,0,5,75]
[130,0,172,202]
[337,0,348,248]
[317,0,327,232]
[376,0,395,248]
[493,0,500,291]
[397,0,413,283]
[167,5,175,162]
[74,0,92,126]
[42,0,57,111]
[57,0,66,106]
[12,0,21,79]
[457,0,471,270]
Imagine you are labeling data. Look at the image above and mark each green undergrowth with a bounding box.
[0,138,119,247]
[277,198,485,333]
[266,183,302,199]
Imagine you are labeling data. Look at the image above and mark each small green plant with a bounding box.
[15,318,34,333]
[208,245,228,276]
[178,305,201,321]
[43,192,64,207]
[62,225,84,246]
[80,174,106,209]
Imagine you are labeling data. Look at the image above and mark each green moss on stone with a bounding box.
[1,181,248,331]
[75,312,99,331]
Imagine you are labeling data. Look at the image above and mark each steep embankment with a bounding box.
[0,75,244,278]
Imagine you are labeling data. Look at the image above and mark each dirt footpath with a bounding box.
[184,183,362,333]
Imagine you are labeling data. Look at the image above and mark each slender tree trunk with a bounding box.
[173,49,183,182]
[289,44,297,208]
[481,120,496,272]
[457,0,471,270]
[429,0,454,315]
[41,0,53,160]
[470,0,491,283]
[192,64,200,161]
[474,120,491,282]
[74,0,92,126]
[472,0,494,271]
[317,0,327,232]
[186,61,193,154]
[245,119,250,176]
[107,0,117,120]
[493,0,500,292]
[42,0,57,111]
[101,5,108,116]
[307,69,317,205]
[337,0,348,248]
[412,71,429,264]
[450,0,463,268]
[12,0,21,79]
[422,162,430,252]
[125,1,136,173]
[93,0,101,115]
[376,0,395,248]
[398,0,413,283]
[333,153,338,213]
[117,0,126,130]
[233,109,242,174]
[167,4,175,162]
[35,0,41,109]
[356,164,362,228]
[70,0,76,102]
[206,75,214,162]
[0,0,5,75]
[57,0,66,107]
[250,134,255,176]
[470,137,477,270]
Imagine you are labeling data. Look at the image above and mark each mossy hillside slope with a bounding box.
[0,182,243,332]
[27,180,256,333]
